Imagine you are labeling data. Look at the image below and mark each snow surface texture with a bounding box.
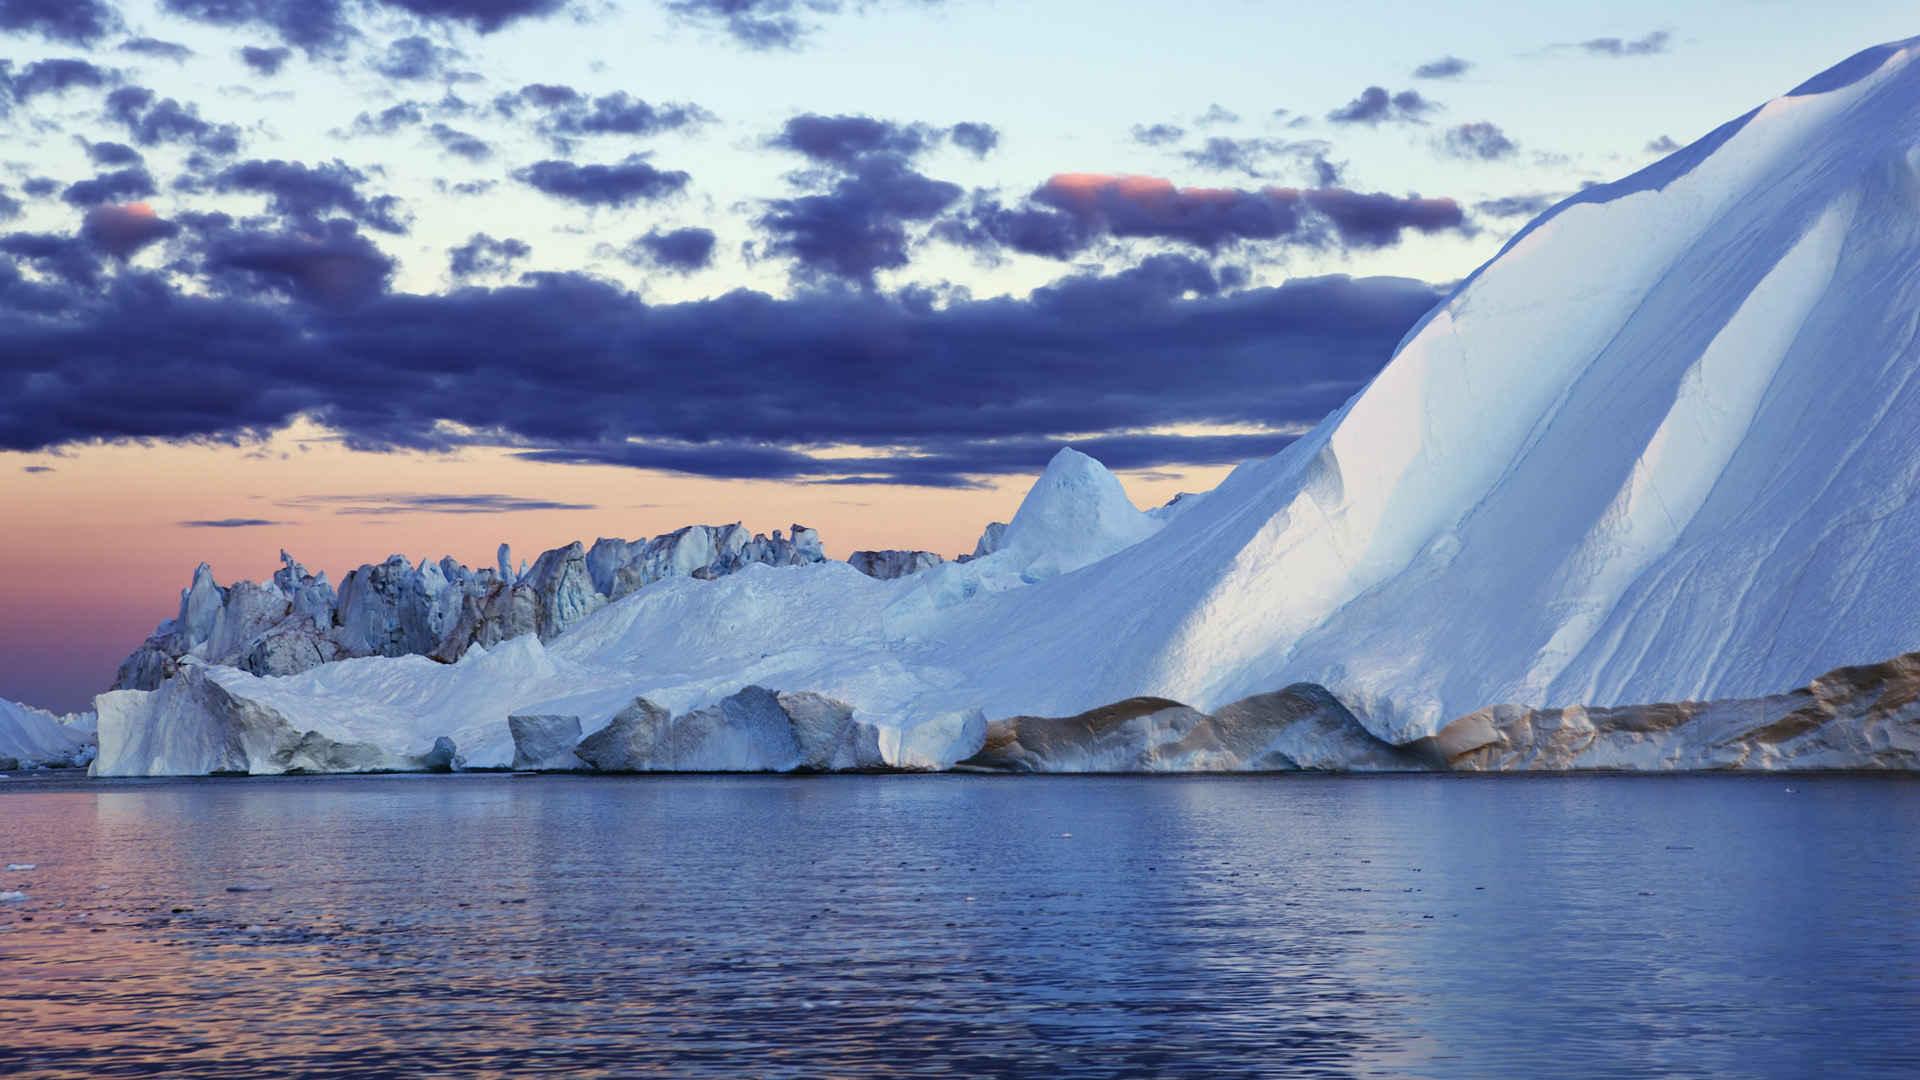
[0,698,95,769]
[90,38,1920,774]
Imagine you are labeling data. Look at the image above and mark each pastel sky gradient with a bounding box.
[1,0,1913,710]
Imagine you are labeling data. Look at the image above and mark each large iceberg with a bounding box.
[86,37,1920,775]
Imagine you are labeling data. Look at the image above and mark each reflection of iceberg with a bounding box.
[89,38,1920,776]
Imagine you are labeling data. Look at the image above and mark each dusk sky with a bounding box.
[1,0,1913,711]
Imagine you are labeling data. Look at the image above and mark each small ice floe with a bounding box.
[225,884,273,893]
[6,864,35,872]
[0,891,26,902]
[1059,833,1072,839]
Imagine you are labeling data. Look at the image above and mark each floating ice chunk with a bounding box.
[0,891,25,902]
[6,864,35,871]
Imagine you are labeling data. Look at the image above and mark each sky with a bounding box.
[0,0,1913,711]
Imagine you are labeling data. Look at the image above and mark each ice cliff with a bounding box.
[84,37,1920,775]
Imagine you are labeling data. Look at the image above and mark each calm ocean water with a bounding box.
[1,771,1915,1078]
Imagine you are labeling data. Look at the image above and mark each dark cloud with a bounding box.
[771,113,939,167]
[932,196,1091,261]
[493,82,579,114]
[666,0,806,50]
[180,518,282,527]
[448,232,529,279]
[204,158,409,233]
[622,226,715,273]
[1437,122,1518,161]
[514,155,690,208]
[81,203,180,258]
[545,91,710,137]
[286,492,594,514]
[0,187,19,221]
[428,122,490,160]
[1581,31,1669,57]
[950,121,998,158]
[942,175,1468,259]
[1131,123,1185,146]
[106,86,242,154]
[62,167,156,207]
[434,177,496,197]
[1195,103,1239,126]
[22,464,53,473]
[0,230,102,286]
[20,177,58,198]
[5,58,119,102]
[370,35,475,81]
[1302,188,1466,248]
[1474,193,1561,218]
[239,45,292,76]
[490,85,712,147]
[759,153,961,286]
[0,0,121,46]
[768,113,1000,169]
[1413,55,1471,79]
[197,217,396,306]
[374,0,568,32]
[758,114,979,286]
[118,37,194,61]
[0,251,1441,486]
[163,0,568,55]
[350,100,426,135]
[1181,136,1335,180]
[84,140,144,166]
[1029,175,1301,251]
[1646,134,1680,154]
[1036,176,1305,251]
[161,0,352,56]
[1327,86,1438,125]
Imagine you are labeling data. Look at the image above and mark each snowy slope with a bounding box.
[94,37,1920,771]
[923,36,1920,740]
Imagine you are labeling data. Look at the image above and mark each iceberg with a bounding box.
[91,667,458,777]
[0,697,96,769]
[82,37,1920,775]
[111,524,832,690]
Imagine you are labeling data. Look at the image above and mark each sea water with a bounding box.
[1,772,1915,1078]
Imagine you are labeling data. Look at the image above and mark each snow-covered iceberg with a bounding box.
[92,667,454,778]
[86,37,1920,775]
[0,698,96,770]
[111,524,829,691]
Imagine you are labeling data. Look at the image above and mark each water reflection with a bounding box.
[1,773,1917,1077]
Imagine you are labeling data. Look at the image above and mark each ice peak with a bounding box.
[1001,447,1157,575]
